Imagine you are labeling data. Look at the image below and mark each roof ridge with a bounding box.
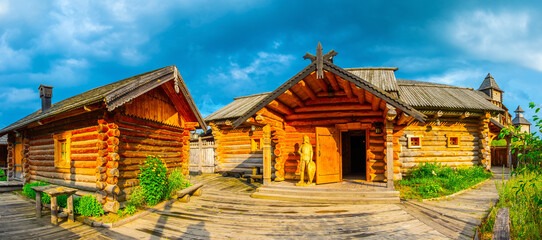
[233,92,272,100]
[345,67,398,71]
[397,79,474,90]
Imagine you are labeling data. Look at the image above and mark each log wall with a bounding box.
[117,114,189,202]
[26,111,102,192]
[399,117,483,176]
[211,125,264,175]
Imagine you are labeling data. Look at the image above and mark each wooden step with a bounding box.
[256,186,399,199]
[251,192,400,204]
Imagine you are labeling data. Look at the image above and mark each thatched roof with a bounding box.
[0,66,207,135]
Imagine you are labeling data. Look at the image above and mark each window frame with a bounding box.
[407,135,422,149]
[447,135,460,148]
[53,132,72,168]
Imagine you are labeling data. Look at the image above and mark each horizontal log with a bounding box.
[119,142,181,152]
[72,133,99,142]
[29,170,96,182]
[96,181,107,190]
[401,156,480,163]
[71,126,99,135]
[119,127,181,142]
[29,144,54,151]
[118,151,181,158]
[29,165,95,175]
[118,114,182,133]
[29,159,54,166]
[294,104,372,113]
[72,140,98,149]
[30,175,96,192]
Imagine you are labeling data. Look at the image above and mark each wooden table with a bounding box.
[31,185,77,225]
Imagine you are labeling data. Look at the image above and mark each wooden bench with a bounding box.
[246,167,263,183]
[176,183,203,203]
[31,185,77,225]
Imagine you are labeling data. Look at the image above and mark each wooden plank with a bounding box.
[298,80,317,100]
[315,127,341,184]
[493,208,510,240]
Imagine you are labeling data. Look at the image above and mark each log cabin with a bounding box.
[205,44,507,188]
[0,65,206,212]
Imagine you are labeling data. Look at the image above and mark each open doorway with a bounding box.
[341,130,367,180]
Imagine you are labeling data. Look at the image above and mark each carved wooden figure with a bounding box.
[296,135,315,186]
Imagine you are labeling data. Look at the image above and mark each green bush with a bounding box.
[128,186,145,208]
[0,168,6,181]
[75,195,103,217]
[118,204,137,218]
[139,155,168,206]
[410,162,440,179]
[167,168,191,198]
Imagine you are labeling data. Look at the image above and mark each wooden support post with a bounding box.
[263,124,272,185]
[385,105,397,189]
[51,196,58,225]
[67,195,74,222]
[35,191,42,218]
[198,136,203,174]
[506,136,512,170]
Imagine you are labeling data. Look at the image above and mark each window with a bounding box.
[407,135,422,149]
[54,132,71,168]
[447,135,460,148]
[251,138,262,152]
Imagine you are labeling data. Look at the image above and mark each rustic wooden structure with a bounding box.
[0,135,7,174]
[32,185,77,225]
[206,44,505,187]
[512,105,531,133]
[189,136,215,174]
[0,66,206,212]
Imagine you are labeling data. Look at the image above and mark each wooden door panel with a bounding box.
[14,137,23,179]
[316,127,341,184]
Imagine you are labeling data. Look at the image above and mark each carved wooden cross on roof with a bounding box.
[303,42,337,79]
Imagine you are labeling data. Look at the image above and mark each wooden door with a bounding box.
[14,137,23,179]
[316,127,341,184]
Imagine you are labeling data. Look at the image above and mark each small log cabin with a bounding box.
[205,44,507,187]
[0,66,206,212]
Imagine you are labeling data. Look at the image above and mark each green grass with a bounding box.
[478,173,542,239]
[395,163,492,200]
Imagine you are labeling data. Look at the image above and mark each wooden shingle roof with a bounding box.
[204,92,271,122]
[397,79,504,112]
[478,73,502,92]
[345,67,399,93]
[0,66,207,135]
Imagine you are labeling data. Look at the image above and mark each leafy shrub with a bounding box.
[128,186,145,208]
[118,204,137,218]
[410,162,440,179]
[0,168,6,181]
[139,155,168,206]
[75,195,104,217]
[167,168,191,198]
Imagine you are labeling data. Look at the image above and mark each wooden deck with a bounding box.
[0,180,23,193]
[1,171,507,239]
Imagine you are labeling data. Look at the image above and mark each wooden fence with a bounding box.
[189,137,216,174]
[491,146,518,168]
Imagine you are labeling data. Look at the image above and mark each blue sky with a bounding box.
[1,0,542,131]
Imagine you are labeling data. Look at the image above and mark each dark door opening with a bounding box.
[342,131,367,179]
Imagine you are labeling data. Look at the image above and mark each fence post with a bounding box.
[493,208,510,240]
[198,137,203,174]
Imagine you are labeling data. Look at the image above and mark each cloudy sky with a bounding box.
[1,0,541,131]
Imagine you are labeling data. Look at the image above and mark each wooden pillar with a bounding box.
[50,195,58,225]
[385,105,397,189]
[479,112,491,170]
[506,135,512,170]
[263,124,272,185]
[35,191,42,218]
[198,136,203,173]
[67,195,74,222]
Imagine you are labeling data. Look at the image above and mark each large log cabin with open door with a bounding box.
[0,66,206,212]
[205,44,505,188]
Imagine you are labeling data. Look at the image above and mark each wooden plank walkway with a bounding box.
[106,174,446,239]
[400,166,509,239]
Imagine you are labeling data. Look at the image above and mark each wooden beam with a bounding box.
[285,111,383,121]
[316,91,346,98]
[324,71,340,91]
[284,90,304,107]
[434,110,444,118]
[267,100,294,115]
[339,78,354,99]
[350,83,366,104]
[298,80,317,100]
[287,117,383,126]
[460,111,470,119]
[397,113,410,125]
[294,104,371,113]
[365,91,374,103]
[372,97,381,111]
[307,72,327,92]
[305,97,359,105]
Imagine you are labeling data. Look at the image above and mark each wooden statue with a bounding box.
[297,135,316,186]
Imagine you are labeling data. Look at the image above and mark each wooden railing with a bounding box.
[189,136,216,174]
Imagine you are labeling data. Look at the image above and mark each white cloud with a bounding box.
[417,69,484,86]
[0,0,9,16]
[0,32,31,71]
[29,58,88,86]
[446,10,542,72]
[206,52,295,92]
[0,87,38,109]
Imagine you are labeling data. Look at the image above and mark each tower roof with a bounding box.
[515,105,524,113]
[478,73,502,92]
